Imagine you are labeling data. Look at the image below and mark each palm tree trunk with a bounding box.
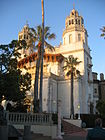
[71,71,74,118]
[33,48,41,113]
[39,0,44,112]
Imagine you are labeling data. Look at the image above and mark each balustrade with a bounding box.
[4,111,53,125]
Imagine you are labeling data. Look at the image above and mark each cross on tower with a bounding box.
[73,3,75,9]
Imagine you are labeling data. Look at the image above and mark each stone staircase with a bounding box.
[62,120,87,135]
[31,133,51,140]
[8,125,22,137]
[17,129,52,140]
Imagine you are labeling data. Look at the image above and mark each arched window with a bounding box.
[48,56,50,61]
[69,34,72,43]
[24,35,26,39]
[52,56,54,61]
[82,18,84,24]
[87,57,89,65]
[78,19,80,25]
[19,35,22,40]
[72,19,74,24]
[69,20,71,25]
[88,71,90,81]
[85,36,88,45]
[75,19,77,24]
[94,88,97,93]
[64,37,65,45]
[78,34,81,41]
[72,12,74,16]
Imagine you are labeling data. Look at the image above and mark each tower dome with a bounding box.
[70,9,79,17]
[62,8,88,46]
[64,8,84,32]
[23,23,29,33]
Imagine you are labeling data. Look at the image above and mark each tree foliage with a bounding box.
[63,55,81,77]
[29,25,55,51]
[96,100,105,118]
[63,55,81,118]
[0,40,31,105]
[100,26,105,39]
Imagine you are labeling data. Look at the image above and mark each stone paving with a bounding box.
[30,134,87,140]
[31,131,87,140]
[62,131,87,140]
[63,135,86,140]
[60,119,87,140]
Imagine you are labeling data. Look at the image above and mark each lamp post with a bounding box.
[56,100,63,140]
[53,100,56,113]
[77,104,80,119]
[1,95,6,110]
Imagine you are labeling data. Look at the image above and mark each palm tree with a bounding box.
[39,0,44,112]
[28,25,55,112]
[100,26,105,39]
[63,55,81,118]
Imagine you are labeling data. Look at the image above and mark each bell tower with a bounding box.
[62,8,88,49]
[60,8,93,114]
[18,23,34,59]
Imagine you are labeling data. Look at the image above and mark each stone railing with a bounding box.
[4,111,53,125]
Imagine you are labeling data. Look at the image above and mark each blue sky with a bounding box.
[0,0,105,79]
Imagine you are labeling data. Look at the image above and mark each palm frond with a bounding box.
[63,55,81,77]
[29,28,37,36]
[36,25,42,38]
[66,70,71,77]
[27,25,56,53]
[100,33,105,37]
[100,26,105,39]
[48,33,56,40]
[44,41,55,51]
[63,65,68,71]
[100,26,105,32]
[45,32,50,39]
[76,70,80,75]
[44,26,50,34]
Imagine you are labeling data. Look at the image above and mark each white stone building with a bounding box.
[18,8,98,118]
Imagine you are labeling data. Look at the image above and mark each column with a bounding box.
[56,100,63,140]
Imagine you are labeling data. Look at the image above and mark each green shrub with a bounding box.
[80,114,105,128]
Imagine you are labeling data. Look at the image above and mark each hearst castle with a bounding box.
[18,8,105,118]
